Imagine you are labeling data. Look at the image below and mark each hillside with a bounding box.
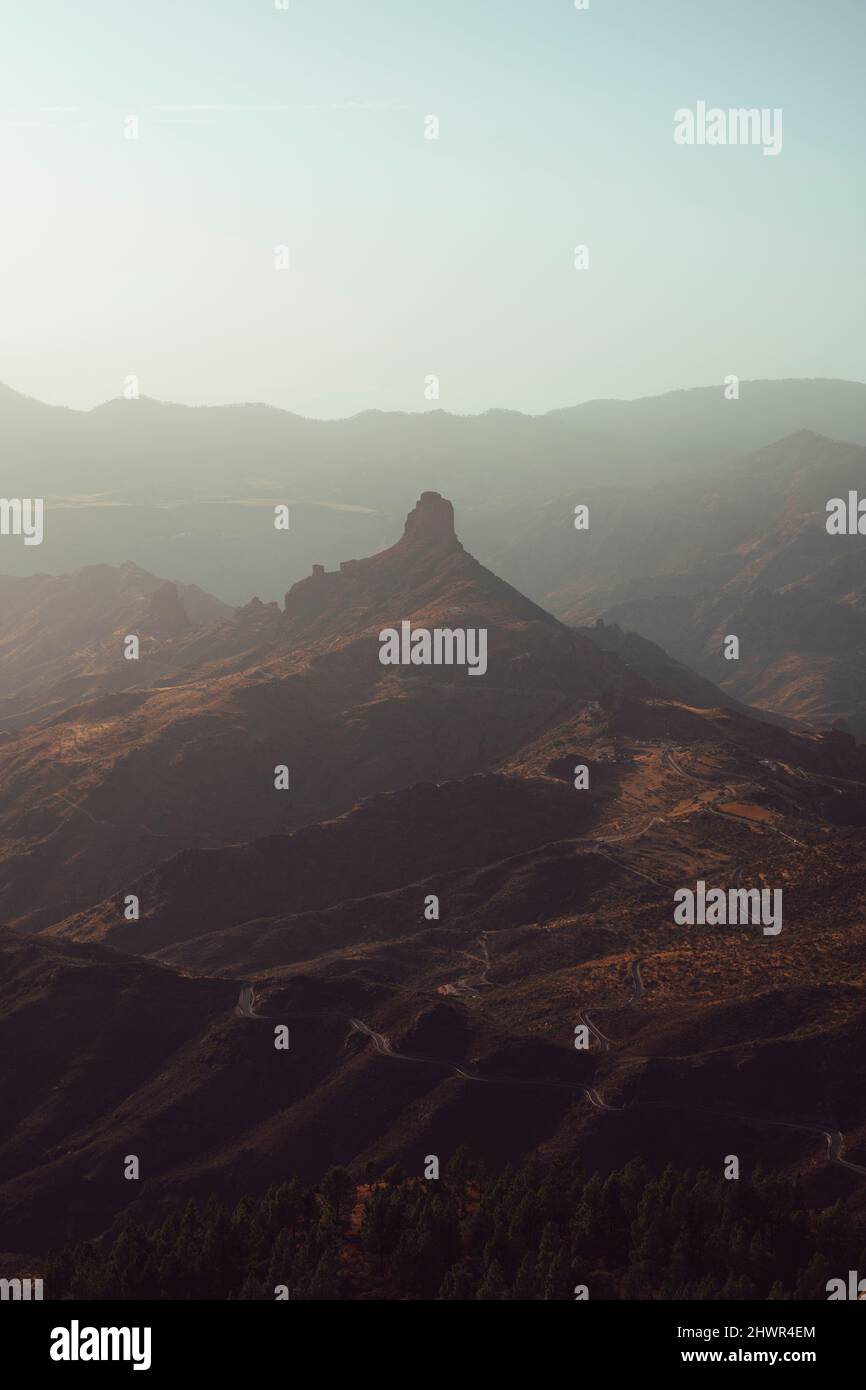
[0,563,230,730]
[0,493,631,931]
[474,433,866,732]
[1,484,866,1259]
[580,435,866,731]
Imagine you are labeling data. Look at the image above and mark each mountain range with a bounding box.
[2,487,866,1257]
[4,377,866,737]
[3,376,866,607]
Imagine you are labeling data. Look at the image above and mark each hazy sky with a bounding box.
[1,0,864,417]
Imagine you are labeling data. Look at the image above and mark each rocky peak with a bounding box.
[141,582,190,637]
[401,491,461,550]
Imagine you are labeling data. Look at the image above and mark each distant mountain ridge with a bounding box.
[3,377,866,607]
[549,378,866,466]
[551,434,866,732]
[2,376,865,507]
[463,431,866,732]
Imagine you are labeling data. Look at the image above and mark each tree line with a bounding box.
[43,1151,863,1300]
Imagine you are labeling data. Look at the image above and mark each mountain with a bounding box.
[3,377,866,605]
[2,487,866,1257]
[0,492,632,931]
[6,709,866,1252]
[0,563,231,730]
[0,926,255,1250]
[0,381,620,506]
[476,432,866,732]
[5,377,866,505]
[578,618,781,722]
[548,378,866,470]
[572,435,866,731]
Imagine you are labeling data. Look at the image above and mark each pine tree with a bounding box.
[320,1167,355,1227]
[477,1259,509,1301]
[439,1263,475,1300]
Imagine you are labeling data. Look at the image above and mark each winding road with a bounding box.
[445,934,491,998]
[235,971,865,1179]
[827,1130,866,1177]
[236,984,624,1108]
[630,957,645,1003]
[577,1007,612,1052]
[237,985,266,1019]
[661,747,709,785]
[230,740,864,1181]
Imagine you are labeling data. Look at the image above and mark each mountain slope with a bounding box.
[582,435,866,730]
[0,563,231,730]
[471,432,866,732]
[5,715,866,1252]
[2,480,866,1254]
[0,493,633,931]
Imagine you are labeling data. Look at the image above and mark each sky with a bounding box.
[0,0,864,418]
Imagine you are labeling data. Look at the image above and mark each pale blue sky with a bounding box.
[0,0,863,416]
